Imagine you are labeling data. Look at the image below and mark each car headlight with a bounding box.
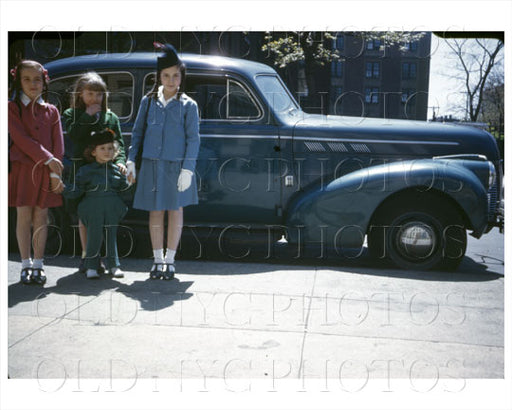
[488,161,496,188]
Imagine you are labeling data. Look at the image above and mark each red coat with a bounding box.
[8,99,64,208]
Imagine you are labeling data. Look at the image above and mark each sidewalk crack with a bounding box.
[297,267,317,378]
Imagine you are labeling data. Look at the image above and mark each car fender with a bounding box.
[284,159,489,247]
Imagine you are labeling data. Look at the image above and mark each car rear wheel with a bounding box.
[368,198,467,271]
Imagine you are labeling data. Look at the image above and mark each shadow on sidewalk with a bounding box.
[8,270,194,311]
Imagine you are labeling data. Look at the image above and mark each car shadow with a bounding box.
[8,240,502,311]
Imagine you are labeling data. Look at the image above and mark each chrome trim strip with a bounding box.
[121,132,460,146]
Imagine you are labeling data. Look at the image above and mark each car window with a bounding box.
[226,80,261,119]
[255,74,299,114]
[143,73,261,121]
[143,72,156,95]
[48,72,134,122]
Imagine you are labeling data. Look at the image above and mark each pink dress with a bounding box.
[8,99,64,208]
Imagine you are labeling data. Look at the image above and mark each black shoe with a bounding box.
[78,258,86,273]
[149,263,164,280]
[31,268,47,285]
[163,264,175,280]
[20,267,32,285]
[98,259,106,275]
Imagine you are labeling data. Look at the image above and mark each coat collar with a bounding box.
[157,85,178,107]
[20,92,44,107]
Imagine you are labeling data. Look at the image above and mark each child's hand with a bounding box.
[177,169,194,192]
[126,161,136,184]
[117,163,127,175]
[86,104,102,117]
[50,174,65,194]
[47,158,64,175]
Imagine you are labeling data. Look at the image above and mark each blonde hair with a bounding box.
[70,72,109,111]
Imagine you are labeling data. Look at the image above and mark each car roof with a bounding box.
[44,52,278,77]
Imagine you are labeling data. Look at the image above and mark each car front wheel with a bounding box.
[368,199,467,271]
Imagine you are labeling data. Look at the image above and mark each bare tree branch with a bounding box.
[444,37,503,121]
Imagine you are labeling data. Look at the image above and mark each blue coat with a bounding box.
[128,93,200,172]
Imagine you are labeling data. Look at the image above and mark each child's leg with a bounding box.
[166,208,183,261]
[16,207,33,261]
[78,219,87,257]
[32,207,48,261]
[84,221,103,271]
[105,224,120,270]
[31,207,48,284]
[104,223,124,278]
[149,210,165,250]
[163,208,183,280]
[16,207,34,283]
[149,211,165,278]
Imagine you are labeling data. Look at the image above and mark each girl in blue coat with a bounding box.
[127,43,200,280]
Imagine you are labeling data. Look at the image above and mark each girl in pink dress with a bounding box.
[9,60,65,285]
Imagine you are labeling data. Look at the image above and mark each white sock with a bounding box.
[32,259,44,269]
[165,249,176,264]
[152,249,164,271]
[153,249,164,263]
[21,259,32,269]
[81,250,87,258]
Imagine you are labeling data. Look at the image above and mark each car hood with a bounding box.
[287,113,500,162]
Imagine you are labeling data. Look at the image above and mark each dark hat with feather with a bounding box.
[154,42,182,70]
[89,128,115,148]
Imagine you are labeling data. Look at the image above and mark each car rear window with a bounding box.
[48,71,134,122]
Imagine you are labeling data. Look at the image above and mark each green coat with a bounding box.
[64,161,130,270]
[62,108,126,168]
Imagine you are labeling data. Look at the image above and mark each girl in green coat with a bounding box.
[63,129,130,279]
[62,72,127,272]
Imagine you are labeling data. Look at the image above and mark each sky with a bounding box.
[427,34,504,121]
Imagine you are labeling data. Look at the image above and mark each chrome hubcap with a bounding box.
[397,222,436,260]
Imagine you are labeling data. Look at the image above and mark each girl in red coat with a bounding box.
[9,60,65,285]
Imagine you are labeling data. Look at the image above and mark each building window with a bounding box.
[365,87,379,104]
[404,41,418,52]
[331,61,343,77]
[402,62,417,79]
[401,88,416,104]
[365,62,380,79]
[366,39,381,50]
[334,35,344,50]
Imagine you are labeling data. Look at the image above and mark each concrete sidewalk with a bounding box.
[7,245,504,387]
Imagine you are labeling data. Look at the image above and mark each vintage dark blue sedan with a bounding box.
[37,52,503,270]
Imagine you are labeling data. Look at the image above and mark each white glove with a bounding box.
[126,160,136,184]
[177,169,194,192]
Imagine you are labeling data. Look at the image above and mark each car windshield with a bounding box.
[255,75,300,115]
